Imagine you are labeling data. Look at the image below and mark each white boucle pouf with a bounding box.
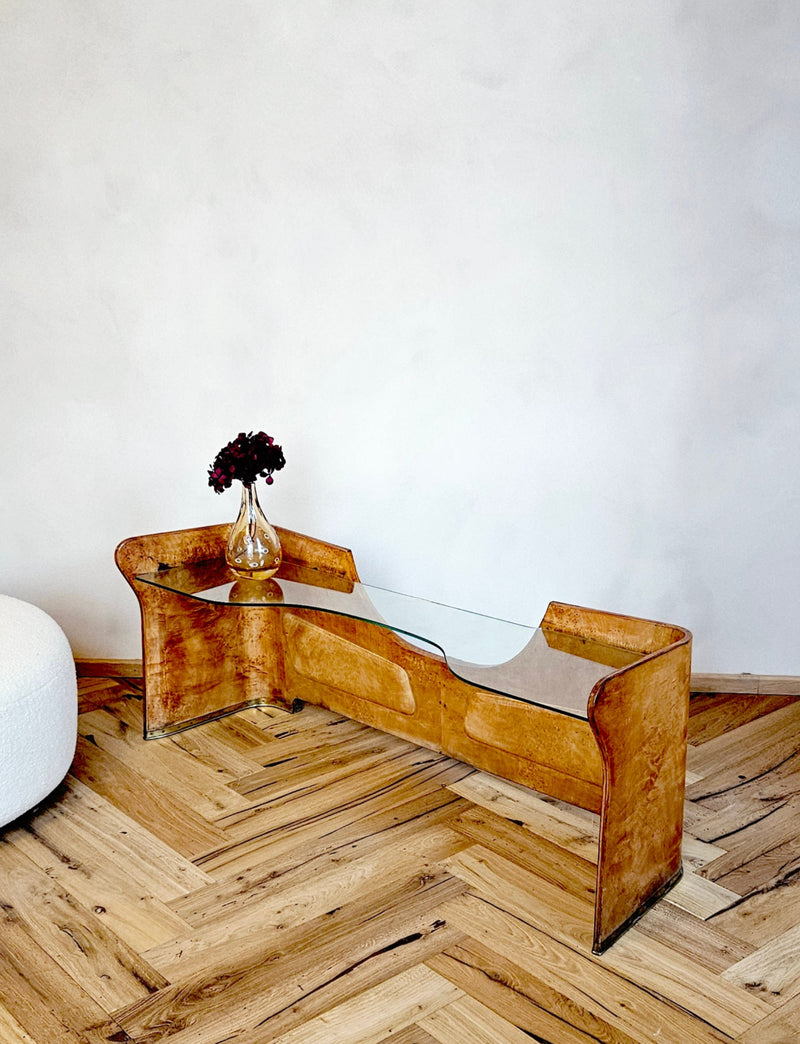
[0,595,77,828]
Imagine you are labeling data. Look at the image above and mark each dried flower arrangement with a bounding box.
[208,431,286,493]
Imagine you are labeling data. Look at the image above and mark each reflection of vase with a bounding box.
[226,484,282,580]
[229,578,284,603]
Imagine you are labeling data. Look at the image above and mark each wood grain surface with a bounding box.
[0,679,798,1041]
[116,527,692,951]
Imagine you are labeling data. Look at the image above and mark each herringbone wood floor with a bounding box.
[0,679,799,1042]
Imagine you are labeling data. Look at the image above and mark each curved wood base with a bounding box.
[116,525,691,953]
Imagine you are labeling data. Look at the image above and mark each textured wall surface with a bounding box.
[1,1,799,671]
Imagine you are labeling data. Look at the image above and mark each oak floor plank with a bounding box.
[687,693,797,746]
[448,804,597,903]
[444,845,595,949]
[0,1003,38,1043]
[375,1027,441,1044]
[685,700,800,786]
[6,774,212,899]
[229,715,404,780]
[169,796,468,928]
[419,993,534,1043]
[664,868,741,919]
[107,690,281,780]
[688,753,800,843]
[0,838,167,1012]
[696,798,800,890]
[76,679,137,715]
[691,738,800,803]
[426,936,639,1044]
[4,677,800,1042]
[721,922,800,1001]
[267,965,462,1044]
[440,894,737,1044]
[713,836,800,899]
[681,834,728,872]
[695,790,800,855]
[632,901,755,974]
[229,716,387,794]
[253,706,372,738]
[113,874,467,1043]
[447,772,600,860]
[77,677,125,695]
[603,930,776,1033]
[143,825,469,979]
[443,847,773,1036]
[165,718,274,780]
[231,703,297,728]
[215,744,455,840]
[171,704,289,758]
[197,760,474,878]
[0,915,130,1044]
[5,779,201,953]
[70,737,227,860]
[682,796,724,840]
[229,728,423,806]
[229,924,465,1044]
[242,702,349,737]
[712,875,800,948]
[738,992,800,1043]
[79,704,251,819]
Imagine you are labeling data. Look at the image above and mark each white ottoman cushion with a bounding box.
[0,595,77,828]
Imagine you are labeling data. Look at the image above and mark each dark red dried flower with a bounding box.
[208,431,286,493]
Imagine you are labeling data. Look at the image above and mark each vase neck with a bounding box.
[240,482,260,513]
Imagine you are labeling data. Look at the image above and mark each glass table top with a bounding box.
[136,558,640,720]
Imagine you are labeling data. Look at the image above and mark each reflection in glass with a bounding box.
[136,560,636,720]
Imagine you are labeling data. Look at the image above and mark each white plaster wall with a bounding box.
[1,1,799,673]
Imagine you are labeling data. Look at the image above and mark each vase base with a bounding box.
[228,564,281,581]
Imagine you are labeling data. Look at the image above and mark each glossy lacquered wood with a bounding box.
[116,525,691,952]
[562,603,691,951]
[115,524,360,735]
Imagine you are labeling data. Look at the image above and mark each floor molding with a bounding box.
[75,658,144,678]
[690,673,800,696]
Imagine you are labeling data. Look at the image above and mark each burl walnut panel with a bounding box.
[116,525,691,953]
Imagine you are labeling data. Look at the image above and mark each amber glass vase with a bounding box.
[225,483,282,579]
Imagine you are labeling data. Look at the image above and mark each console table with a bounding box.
[116,523,692,954]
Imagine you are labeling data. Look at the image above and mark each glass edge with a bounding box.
[133,573,590,719]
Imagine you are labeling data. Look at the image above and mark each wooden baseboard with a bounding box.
[75,658,143,678]
[690,673,800,696]
[73,658,800,696]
